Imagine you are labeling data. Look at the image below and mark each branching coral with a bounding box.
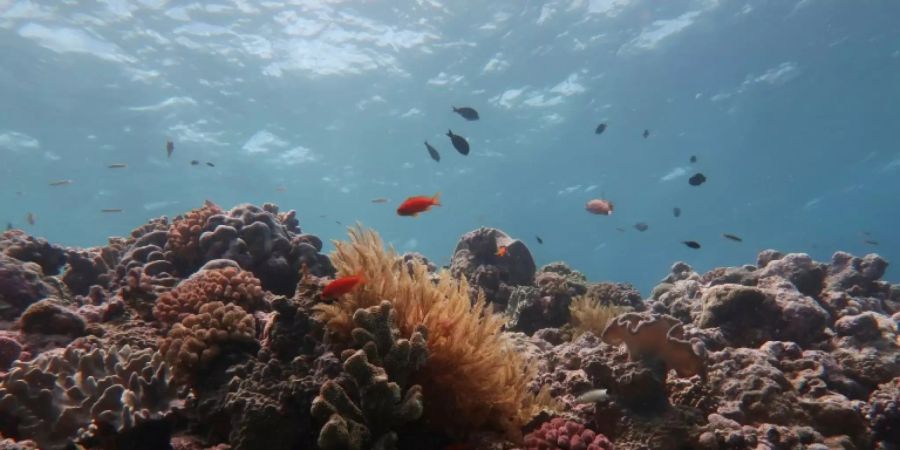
[569,295,629,338]
[153,261,266,327]
[314,225,545,438]
[165,200,223,275]
[601,312,705,378]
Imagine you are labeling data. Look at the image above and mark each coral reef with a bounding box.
[450,227,536,308]
[569,295,629,338]
[523,417,613,450]
[0,230,67,276]
[506,263,589,334]
[0,255,52,320]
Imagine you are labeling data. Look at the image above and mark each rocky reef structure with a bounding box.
[0,206,897,450]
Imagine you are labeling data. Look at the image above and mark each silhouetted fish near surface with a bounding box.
[616,227,625,232]
[275,186,287,192]
[425,141,440,162]
[864,239,879,246]
[49,179,72,186]
[5,222,12,231]
[190,160,199,165]
[690,155,697,163]
[166,140,174,158]
[446,130,470,155]
[536,236,543,244]
[206,162,215,167]
[101,208,123,213]
[673,207,682,218]
[688,173,707,186]
[108,163,127,169]
[723,233,743,242]
[595,123,607,135]
[642,129,650,138]
[371,198,388,204]
[634,222,648,232]
[452,106,479,121]
[26,212,35,225]
[683,241,701,249]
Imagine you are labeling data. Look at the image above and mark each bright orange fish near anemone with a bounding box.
[322,272,366,298]
[496,245,508,257]
[397,193,441,217]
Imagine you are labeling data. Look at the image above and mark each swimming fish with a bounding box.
[452,106,479,121]
[690,155,697,163]
[585,198,614,215]
[683,241,701,249]
[275,186,287,192]
[5,222,12,231]
[49,179,73,186]
[107,163,127,169]
[446,130,470,155]
[536,236,543,244]
[166,140,174,158]
[615,227,625,232]
[723,233,743,242]
[634,222,649,232]
[642,129,650,138]
[101,208,123,213]
[397,193,441,217]
[574,389,609,404]
[864,239,879,246]
[673,207,682,218]
[595,123,607,135]
[206,162,215,167]
[190,160,200,166]
[371,198,388,204]
[322,272,366,298]
[688,173,707,186]
[425,141,440,162]
[26,212,35,225]
[496,246,508,257]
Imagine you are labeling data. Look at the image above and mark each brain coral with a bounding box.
[153,261,266,326]
[0,345,177,450]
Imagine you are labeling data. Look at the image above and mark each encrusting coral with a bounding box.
[314,225,547,439]
[165,200,223,275]
[312,301,427,450]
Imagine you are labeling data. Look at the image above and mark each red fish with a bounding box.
[496,246,508,257]
[585,198,614,215]
[322,272,366,298]
[397,193,441,217]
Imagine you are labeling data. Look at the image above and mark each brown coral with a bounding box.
[153,262,266,326]
[314,225,545,438]
[570,295,629,338]
[601,312,705,378]
[165,200,222,274]
[158,301,259,384]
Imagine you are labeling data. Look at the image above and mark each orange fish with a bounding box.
[496,246,508,257]
[585,198,614,215]
[322,272,366,298]
[397,193,441,217]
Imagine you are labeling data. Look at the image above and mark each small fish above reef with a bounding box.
[496,246,508,257]
[5,222,12,231]
[574,389,609,404]
[107,163,127,169]
[322,272,366,298]
[101,208,123,213]
[722,233,743,242]
[371,197,388,204]
[26,212,35,225]
[535,235,543,244]
[446,130,470,155]
[673,207,682,218]
[683,240,701,249]
[864,239,879,246]
[690,155,697,163]
[595,123,607,135]
[452,106,479,121]
[49,179,72,186]
[688,173,707,186]
[190,160,199,166]
[166,139,174,158]
[397,193,441,217]
[616,227,625,232]
[585,198,614,215]
[634,222,648,232]
[275,186,287,192]
[425,141,440,162]
[206,162,215,167]
[643,129,650,138]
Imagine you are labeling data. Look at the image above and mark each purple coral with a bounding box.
[523,417,613,450]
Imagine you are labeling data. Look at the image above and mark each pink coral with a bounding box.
[523,417,613,450]
[153,263,266,326]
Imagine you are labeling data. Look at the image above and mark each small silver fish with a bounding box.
[574,389,609,404]
[107,163,127,169]
[49,179,73,186]
[101,208,123,213]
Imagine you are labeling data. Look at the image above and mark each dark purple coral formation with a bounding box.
[450,227,536,309]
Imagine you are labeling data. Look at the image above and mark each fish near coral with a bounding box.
[496,245,508,257]
[397,193,441,217]
[322,272,366,298]
[585,199,614,215]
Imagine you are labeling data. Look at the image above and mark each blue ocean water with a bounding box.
[1,0,898,295]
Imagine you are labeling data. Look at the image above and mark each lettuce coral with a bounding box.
[314,226,544,438]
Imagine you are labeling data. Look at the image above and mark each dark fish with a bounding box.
[166,140,174,158]
[634,222,648,232]
[371,198,388,204]
[536,236,543,244]
[275,186,287,192]
[335,220,343,225]
[206,162,215,167]
[26,212,35,226]
[723,233,743,242]
[49,179,73,186]
[673,207,682,218]
[864,239,879,246]
[642,129,650,138]
[683,240,701,249]
[108,163,127,169]
[5,222,12,231]
[452,106,479,121]
[447,130,470,155]
[595,123,607,135]
[425,141,440,162]
[190,160,200,165]
[101,208,123,213]
[616,227,625,232]
[689,155,697,163]
[688,173,707,186]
